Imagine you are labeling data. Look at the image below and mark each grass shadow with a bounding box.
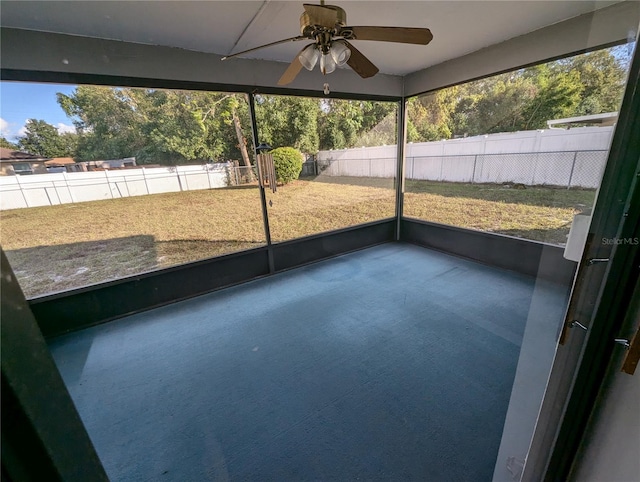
[405,180,596,210]
[489,225,573,245]
[155,239,264,266]
[302,175,396,190]
[218,184,260,191]
[5,236,265,299]
[303,175,596,210]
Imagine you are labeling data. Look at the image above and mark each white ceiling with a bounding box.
[0,0,621,76]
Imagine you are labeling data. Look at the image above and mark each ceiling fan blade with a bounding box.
[345,26,433,45]
[343,40,379,79]
[278,44,312,86]
[222,36,308,60]
[303,3,339,28]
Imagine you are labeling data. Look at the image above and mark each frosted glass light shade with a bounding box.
[320,52,336,74]
[299,45,320,71]
[330,41,351,66]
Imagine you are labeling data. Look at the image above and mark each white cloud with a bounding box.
[0,119,76,140]
[56,122,76,134]
[17,121,28,138]
[0,117,21,141]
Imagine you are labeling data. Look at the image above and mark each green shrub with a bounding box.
[270,147,304,184]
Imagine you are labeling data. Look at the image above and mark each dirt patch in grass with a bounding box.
[1,178,591,298]
[6,237,159,296]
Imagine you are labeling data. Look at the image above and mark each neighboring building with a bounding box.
[78,157,137,170]
[45,157,84,173]
[547,111,618,128]
[0,147,49,175]
[0,152,138,175]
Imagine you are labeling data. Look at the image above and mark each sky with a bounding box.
[0,82,78,142]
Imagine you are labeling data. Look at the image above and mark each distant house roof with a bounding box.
[0,147,50,162]
[547,112,618,129]
[46,157,77,166]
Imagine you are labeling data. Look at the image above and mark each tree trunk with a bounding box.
[232,108,253,178]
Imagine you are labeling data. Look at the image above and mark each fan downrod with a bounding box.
[300,5,347,36]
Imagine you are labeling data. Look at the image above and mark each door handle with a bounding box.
[621,327,640,375]
[560,235,594,345]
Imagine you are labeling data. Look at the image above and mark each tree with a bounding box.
[230,100,253,170]
[0,137,18,149]
[58,86,144,161]
[17,119,78,157]
[58,87,253,165]
[255,95,320,153]
[408,89,458,141]
[356,111,397,147]
[407,45,627,139]
[555,48,627,115]
[318,99,396,149]
[520,66,583,129]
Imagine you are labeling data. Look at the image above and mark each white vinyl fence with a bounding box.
[0,163,233,210]
[317,126,614,188]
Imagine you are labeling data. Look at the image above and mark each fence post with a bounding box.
[114,180,124,198]
[206,164,212,190]
[14,175,29,208]
[142,168,150,194]
[123,173,130,197]
[175,168,183,191]
[471,155,478,184]
[567,151,578,189]
[62,172,75,203]
[43,186,53,206]
[105,170,114,198]
[52,177,62,205]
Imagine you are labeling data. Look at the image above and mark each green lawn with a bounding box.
[404,179,594,243]
[1,177,594,298]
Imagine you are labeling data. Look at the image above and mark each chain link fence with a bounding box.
[228,157,318,181]
[405,150,608,188]
[318,150,607,189]
[317,157,397,178]
[301,159,318,176]
[227,165,256,186]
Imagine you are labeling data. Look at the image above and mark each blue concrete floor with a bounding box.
[49,243,568,481]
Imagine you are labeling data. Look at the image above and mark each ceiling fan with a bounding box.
[221,2,433,85]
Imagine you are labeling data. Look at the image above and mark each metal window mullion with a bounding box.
[248,93,275,273]
[395,98,407,241]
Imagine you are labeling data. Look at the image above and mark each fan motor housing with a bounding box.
[300,5,347,36]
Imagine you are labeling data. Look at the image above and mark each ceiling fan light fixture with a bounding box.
[257,2,432,85]
[299,44,320,71]
[320,52,337,75]
[330,41,351,66]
